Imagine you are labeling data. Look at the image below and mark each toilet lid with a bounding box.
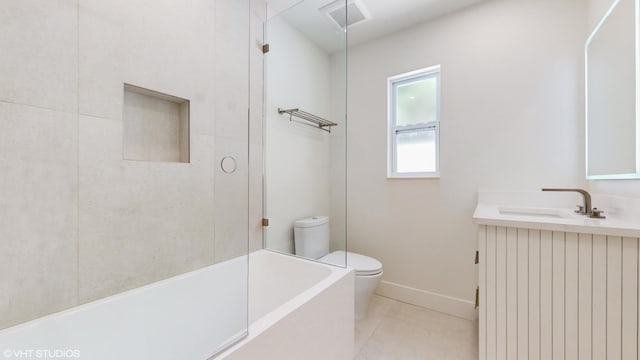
[320,251,383,276]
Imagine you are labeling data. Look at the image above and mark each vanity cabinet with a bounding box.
[478,225,640,360]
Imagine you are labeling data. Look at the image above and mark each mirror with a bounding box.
[586,0,640,179]
[263,0,347,266]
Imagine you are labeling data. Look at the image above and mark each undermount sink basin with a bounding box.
[474,191,640,238]
[497,207,567,219]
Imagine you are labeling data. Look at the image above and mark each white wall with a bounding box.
[589,0,615,28]
[346,0,587,317]
[329,53,348,251]
[264,15,333,253]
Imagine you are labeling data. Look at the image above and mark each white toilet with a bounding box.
[294,216,383,320]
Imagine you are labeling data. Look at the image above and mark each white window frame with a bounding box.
[387,65,441,179]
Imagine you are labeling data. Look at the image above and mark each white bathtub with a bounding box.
[0,250,354,360]
[219,250,354,360]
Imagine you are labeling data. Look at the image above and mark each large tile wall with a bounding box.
[0,0,264,329]
[0,0,80,330]
[0,102,79,330]
[213,0,251,263]
[77,0,221,303]
[1,0,79,113]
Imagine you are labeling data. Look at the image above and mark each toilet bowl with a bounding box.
[319,250,383,320]
[294,216,383,320]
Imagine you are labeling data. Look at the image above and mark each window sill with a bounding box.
[387,173,440,180]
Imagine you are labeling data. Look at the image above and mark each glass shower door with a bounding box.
[0,0,250,358]
[263,0,348,267]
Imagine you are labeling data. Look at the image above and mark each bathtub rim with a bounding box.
[263,247,349,269]
[0,249,353,360]
[216,249,354,359]
[0,252,251,359]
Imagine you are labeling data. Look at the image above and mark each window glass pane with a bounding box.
[395,76,437,126]
[396,129,436,173]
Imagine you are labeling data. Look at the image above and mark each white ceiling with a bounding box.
[267,0,486,53]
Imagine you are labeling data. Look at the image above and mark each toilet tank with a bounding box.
[294,216,330,259]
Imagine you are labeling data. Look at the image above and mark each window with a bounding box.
[388,65,440,178]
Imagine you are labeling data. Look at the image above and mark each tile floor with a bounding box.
[354,295,478,360]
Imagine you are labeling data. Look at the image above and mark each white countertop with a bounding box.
[473,191,640,238]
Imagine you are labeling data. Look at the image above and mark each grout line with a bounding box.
[0,99,79,115]
[353,297,396,359]
[356,295,478,359]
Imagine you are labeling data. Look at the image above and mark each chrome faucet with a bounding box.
[541,188,605,219]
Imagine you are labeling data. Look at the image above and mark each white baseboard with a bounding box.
[375,280,477,320]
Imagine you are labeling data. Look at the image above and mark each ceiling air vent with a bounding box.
[321,0,370,29]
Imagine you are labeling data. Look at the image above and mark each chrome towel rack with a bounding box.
[278,108,337,133]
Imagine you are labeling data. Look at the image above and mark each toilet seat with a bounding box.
[320,250,383,276]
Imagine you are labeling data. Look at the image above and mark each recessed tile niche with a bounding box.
[123,84,190,163]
